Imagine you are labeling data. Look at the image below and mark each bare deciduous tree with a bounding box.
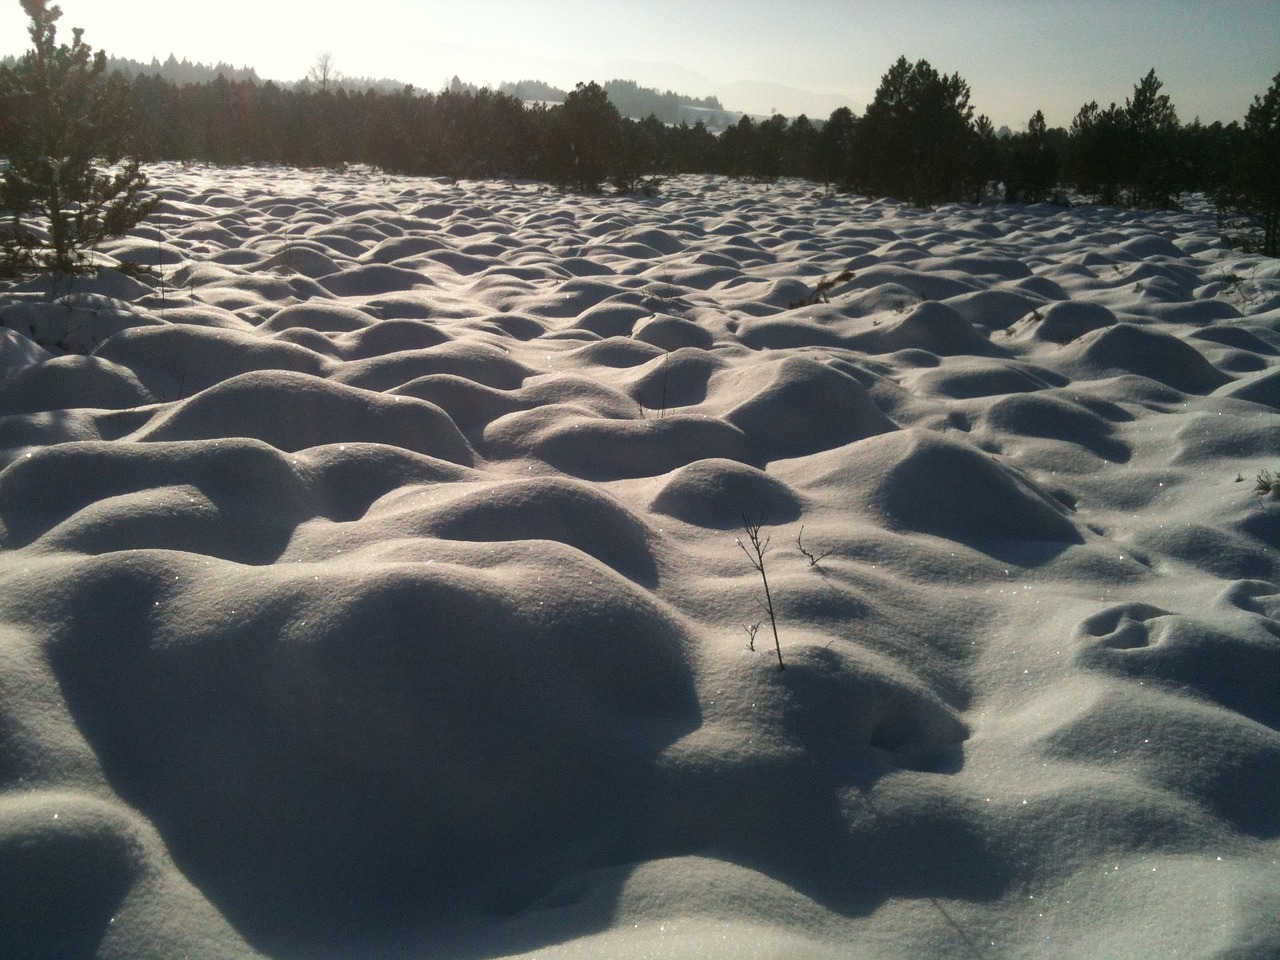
[307,52,340,93]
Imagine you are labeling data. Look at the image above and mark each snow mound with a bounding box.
[1,167,1276,959]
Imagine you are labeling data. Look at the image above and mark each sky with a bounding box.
[1,0,1276,130]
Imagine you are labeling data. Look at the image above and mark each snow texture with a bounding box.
[1,165,1278,959]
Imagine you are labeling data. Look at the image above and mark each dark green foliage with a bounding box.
[1216,72,1280,255]
[718,115,757,180]
[3,23,1268,218]
[1179,119,1240,198]
[614,115,668,194]
[718,113,792,184]
[1003,110,1063,203]
[752,114,790,184]
[850,57,981,205]
[0,0,156,274]
[783,115,821,183]
[1067,100,1127,204]
[667,120,718,175]
[548,81,621,192]
[815,106,857,187]
[1124,69,1180,208]
[425,88,539,180]
[1067,70,1181,208]
[967,114,1000,201]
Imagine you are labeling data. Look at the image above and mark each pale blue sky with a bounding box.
[2,0,1276,129]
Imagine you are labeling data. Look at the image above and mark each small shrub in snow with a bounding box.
[795,525,832,567]
[1256,469,1278,501]
[787,269,854,309]
[737,515,784,669]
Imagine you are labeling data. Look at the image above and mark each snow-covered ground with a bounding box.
[1,164,1278,959]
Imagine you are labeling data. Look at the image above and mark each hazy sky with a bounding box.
[1,0,1276,130]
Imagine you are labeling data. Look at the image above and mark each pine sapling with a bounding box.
[1,0,158,275]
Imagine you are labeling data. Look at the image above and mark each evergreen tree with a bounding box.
[0,0,156,273]
[1219,71,1280,255]
[718,115,756,180]
[668,120,717,174]
[1124,68,1180,207]
[613,114,667,193]
[1005,109,1061,202]
[1067,71,1181,208]
[1178,119,1240,196]
[551,81,620,192]
[852,56,978,205]
[967,113,999,201]
[752,114,788,183]
[783,114,820,181]
[816,106,857,187]
[1067,100,1126,204]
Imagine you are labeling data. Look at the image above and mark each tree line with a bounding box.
[77,63,1280,203]
[2,0,1278,274]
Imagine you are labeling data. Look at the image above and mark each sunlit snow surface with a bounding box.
[1,164,1278,959]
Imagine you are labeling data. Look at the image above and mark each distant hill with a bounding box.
[1,52,260,86]
[73,55,733,123]
[6,50,740,127]
[95,55,413,94]
[461,76,728,125]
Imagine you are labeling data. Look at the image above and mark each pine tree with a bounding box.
[1124,68,1180,208]
[552,81,621,192]
[1068,100,1127,205]
[968,113,999,201]
[853,57,978,205]
[1006,110,1061,203]
[816,106,856,188]
[719,115,757,181]
[753,114,788,183]
[613,114,667,194]
[0,0,156,274]
[1218,71,1280,256]
[1239,72,1279,255]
